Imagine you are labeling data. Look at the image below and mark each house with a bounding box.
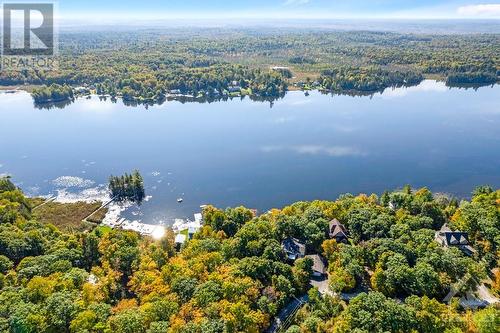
[435,224,475,256]
[329,219,349,243]
[188,226,198,239]
[175,234,187,246]
[282,237,306,260]
[74,86,90,95]
[228,86,241,93]
[306,254,327,277]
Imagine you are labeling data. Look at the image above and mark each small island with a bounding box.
[108,170,146,203]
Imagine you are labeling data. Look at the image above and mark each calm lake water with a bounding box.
[1,80,499,224]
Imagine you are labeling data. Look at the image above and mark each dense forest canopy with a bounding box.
[0,176,498,332]
[1,29,498,104]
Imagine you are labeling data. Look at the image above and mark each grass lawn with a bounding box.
[95,225,113,235]
[32,201,106,233]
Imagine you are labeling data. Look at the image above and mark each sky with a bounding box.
[57,0,500,21]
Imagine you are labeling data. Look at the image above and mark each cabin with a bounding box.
[435,224,475,256]
[305,254,327,277]
[175,234,187,247]
[282,237,306,261]
[329,219,349,243]
[228,86,241,93]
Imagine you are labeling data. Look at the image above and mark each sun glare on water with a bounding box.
[152,226,166,240]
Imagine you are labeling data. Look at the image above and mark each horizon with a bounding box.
[48,1,500,24]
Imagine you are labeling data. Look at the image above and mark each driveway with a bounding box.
[477,284,500,305]
[310,276,332,296]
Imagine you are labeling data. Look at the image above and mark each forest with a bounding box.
[0,29,498,104]
[0,176,498,333]
[31,84,74,104]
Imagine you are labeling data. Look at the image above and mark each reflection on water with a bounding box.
[31,80,495,110]
[1,80,499,225]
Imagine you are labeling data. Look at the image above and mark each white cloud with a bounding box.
[261,145,366,157]
[284,0,310,6]
[378,80,448,99]
[293,145,366,157]
[457,4,500,17]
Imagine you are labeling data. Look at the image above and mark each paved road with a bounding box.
[267,295,308,333]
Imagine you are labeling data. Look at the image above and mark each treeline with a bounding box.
[0,177,498,332]
[288,290,498,333]
[31,84,74,104]
[446,71,498,86]
[108,170,145,203]
[94,65,288,103]
[1,29,497,105]
[319,67,424,93]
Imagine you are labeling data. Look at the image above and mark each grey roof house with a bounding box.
[305,254,327,277]
[435,224,475,256]
[282,237,306,261]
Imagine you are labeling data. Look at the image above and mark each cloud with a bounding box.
[261,145,367,157]
[379,80,448,99]
[284,0,310,6]
[293,145,366,157]
[457,4,500,17]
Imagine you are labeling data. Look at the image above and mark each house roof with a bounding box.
[444,232,470,246]
[329,219,348,239]
[439,224,470,246]
[282,237,306,256]
[305,254,327,274]
[175,234,187,244]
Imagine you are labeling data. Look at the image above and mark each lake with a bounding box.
[1,80,499,225]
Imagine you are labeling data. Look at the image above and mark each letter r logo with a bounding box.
[2,3,54,56]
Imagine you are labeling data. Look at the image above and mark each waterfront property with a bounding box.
[435,224,475,256]
[282,237,306,261]
[306,254,328,277]
[172,213,204,246]
[329,219,349,243]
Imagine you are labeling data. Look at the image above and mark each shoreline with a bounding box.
[2,78,498,105]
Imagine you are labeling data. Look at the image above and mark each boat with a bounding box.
[177,198,183,203]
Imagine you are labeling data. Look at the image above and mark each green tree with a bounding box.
[109,309,146,333]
